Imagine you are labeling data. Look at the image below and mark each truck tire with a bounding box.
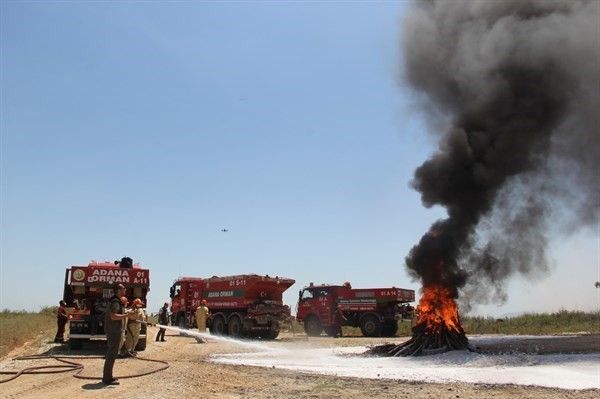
[382,320,398,337]
[360,314,382,337]
[324,326,340,337]
[227,315,242,337]
[210,315,226,335]
[177,314,188,335]
[135,337,147,351]
[69,338,83,350]
[303,316,322,337]
[262,321,280,340]
[262,329,279,340]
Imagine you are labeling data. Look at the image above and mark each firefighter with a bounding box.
[54,300,68,343]
[118,296,130,356]
[331,304,343,338]
[195,300,210,333]
[124,298,146,355]
[102,284,134,385]
[155,302,169,342]
[193,300,209,344]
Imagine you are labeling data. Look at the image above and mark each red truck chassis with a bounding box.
[296,283,415,337]
[170,274,295,339]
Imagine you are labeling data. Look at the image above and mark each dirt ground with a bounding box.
[0,328,598,399]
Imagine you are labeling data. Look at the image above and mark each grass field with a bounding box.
[462,310,600,335]
[0,307,57,358]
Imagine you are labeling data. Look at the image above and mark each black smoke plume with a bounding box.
[402,0,600,310]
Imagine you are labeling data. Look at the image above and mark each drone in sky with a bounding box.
[221,228,229,233]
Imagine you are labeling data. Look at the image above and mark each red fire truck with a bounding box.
[62,260,150,350]
[296,282,415,337]
[169,274,295,339]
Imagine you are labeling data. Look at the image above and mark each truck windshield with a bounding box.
[300,289,314,301]
[170,284,181,298]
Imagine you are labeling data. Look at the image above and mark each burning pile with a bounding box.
[368,285,469,357]
[397,286,468,356]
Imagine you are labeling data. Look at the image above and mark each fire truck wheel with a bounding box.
[227,315,242,337]
[381,320,398,337]
[176,314,189,336]
[68,339,83,350]
[210,315,226,335]
[262,322,280,340]
[360,314,382,337]
[303,316,322,337]
[135,337,147,351]
[177,315,187,329]
[324,326,340,337]
[262,329,279,340]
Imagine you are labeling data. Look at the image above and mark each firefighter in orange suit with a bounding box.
[124,298,146,355]
[195,300,210,334]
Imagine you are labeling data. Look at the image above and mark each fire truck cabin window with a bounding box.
[301,289,314,301]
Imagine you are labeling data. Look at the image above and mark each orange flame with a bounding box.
[415,285,463,334]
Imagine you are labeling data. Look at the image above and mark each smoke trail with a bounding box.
[401,0,600,309]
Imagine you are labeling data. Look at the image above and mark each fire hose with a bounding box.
[0,321,169,384]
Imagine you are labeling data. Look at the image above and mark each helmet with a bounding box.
[201,300,208,306]
[120,296,129,305]
[132,298,144,307]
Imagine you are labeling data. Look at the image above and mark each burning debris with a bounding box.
[368,285,469,356]
[393,285,468,356]
[373,0,599,356]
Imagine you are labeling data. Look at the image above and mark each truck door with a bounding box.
[298,288,312,314]
[298,287,333,326]
[63,269,74,305]
[298,288,318,321]
[170,283,183,312]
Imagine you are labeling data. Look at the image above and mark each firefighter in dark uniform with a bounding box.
[55,300,68,343]
[155,302,169,342]
[102,283,134,385]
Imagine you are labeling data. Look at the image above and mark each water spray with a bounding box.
[150,323,276,352]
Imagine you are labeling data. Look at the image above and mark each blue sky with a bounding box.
[1,1,598,316]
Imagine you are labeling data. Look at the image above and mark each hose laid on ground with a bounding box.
[0,320,170,384]
[0,352,169,383]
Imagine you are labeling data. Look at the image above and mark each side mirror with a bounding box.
[298,290,302,301]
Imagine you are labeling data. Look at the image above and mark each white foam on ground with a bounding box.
[211,337,600,390]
